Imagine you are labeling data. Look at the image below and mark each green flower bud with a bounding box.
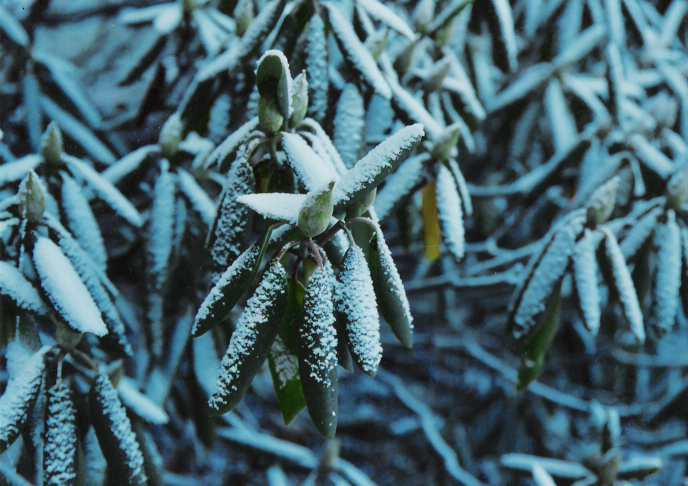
[40,122,63,166]
[289,71,308,127]
[159,113,183,159]
[56,321,82,349]
[18,171,45,222]
[298,180,335,238]
[182,0,197,14]
[586,176,619,227]
[432,124,461,161]
[234,0,254,37]
[258,96,284,135]
[425,58,452,93]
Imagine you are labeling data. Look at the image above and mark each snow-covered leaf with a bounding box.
[333,84,365,170]
[118,378,169,425]
[489,0,518,72]
[204,117,259,171]
[532,463,557,486]
[489,63,553,113]
[44,381,77,486]
[336,245,382,377]
[619,207,662,261]
[0,261,48,315]
[209,262,288,415]
[305,14,329,123]
[373,153,429,220]
[177,169,215,228]
[435,164,464,262]
[147,161,176,294]
[0,154,41,187]
[572,229,601,335]
[102,145,158,185]
[647,210,681,338]
[32,235,108,337]
[281,132,338,191]
[333,123,424,210]
[358,0,415,40]
[236,192,306,224]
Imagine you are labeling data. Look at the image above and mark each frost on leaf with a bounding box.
[299,265,338,438]
[236,192,306,224]
[281,132,338,191]
[572,229,601,335]
[435,164,465,262]
[33,236,108,337]
[373,153,429,220]
[0,261,48,315]
[193,243,261,337]
[89,374,146,486]
[177,168,215,228]
[336,245,382,377]
[333,84,365,169]
[118,378,169,425]
[601,228,645,345]
[147,162,177,294]
[510,216,583,342]
[44,382,77,486]
[209,262,288,415]
[619,207,662,261]
[305,14,328,123]
[0,345,48,453]
[648,210,681,338]
[333,123,425,210]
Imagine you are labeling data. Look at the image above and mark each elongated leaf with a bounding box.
[0,346,49,454]
[44,381,77,486]
[89,375,146,486]
[281,132,338,190]
[204,117,259,171]
[63,155,143,227]
[552,24,606,70]
[532,463,557,486]
[359,0,415,40]
[102,145,158,185]
[428,0,471,35]
[23,65,43,151]
[501,453,593,479]
[60,173,107,272]
[33,236,108,337]
[0,5,28,47]
[648,210,681,338]
[601,228,645,344]
[489,63,553,113]
[193,243,261,337]
[305,14,329,123]
[336,245,382,377]
[83,427,107,486]
[572,229,601,335]
[489,0,518,72]
[324,2,391,100]
[118,378,169,425]
[177,169,214,228]
[370,229,413,348]
[619,207,662,261]
[629,134,674,179]
[333,84,365,170]
[374,153,428,220]
[0,154,41,187]
[435,164,464,262]
[209,262,288,415]
[300,118,349,176]
[545,78,577,152]
[421,181,441,262]
[193,332,221,397]
[333,124,424,210]
[387,76,444,139]
[147,161,176,296]
[0,261,48,315]
[236,192,306,224]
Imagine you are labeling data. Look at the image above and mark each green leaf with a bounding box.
[516,286,561,392]
[268,279,307,425]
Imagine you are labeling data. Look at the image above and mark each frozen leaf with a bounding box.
[0,261,48,315]
[63,155,143,227]
[585,176,618,227]
[281,132,338,190]
[32,236,108,337]
[532,463,557,486]
[374,153,429,220]
[0,154,41,187]
[324,2,391,100]
[600,228,645,344]
[552,24,606,70]
[43,381,77,486]
[435,164,464,261]
[572,230,601,335]
[447,158,472,217]
[501,454,593,479]
[333,124,424,210]
[118,378,169,425]
[428,0,471,35]
[177,169,215,228]
[193,243,261,337]
[300,119,349,176]
[358,0,415,40]
[489,0,518,72]
[209,262,288,415]
[333,84,365,169]
[648,210,681,338]
[60,173,107,272]
[102,145,158,185]
[619,207,662,261]
[629,134,674,180]
[89,374,146,486]
[336,245,382,377]
[204,117,259,171]
[545,78,577,152]
[617,457,662,480]
[0,346,48,454]
[305,14,329,123]
[295,266,338,439]
[147,161,176,299]
[387,77,444,139]
[236,192,306,224]
[489,63,553,113]
[370,229,413,348]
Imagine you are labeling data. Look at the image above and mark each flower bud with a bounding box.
[18,171,45,222]
[40,122,63,166]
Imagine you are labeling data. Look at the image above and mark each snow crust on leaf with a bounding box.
[648,211,681,337]
[374,153,428,220]
[209,263,287,413]
[44,382,77,486]
[90,374,146,485]
[336,246,382,376]
[436,164,465,261]
[204,117,259,170]
[177,169,215,228]
[511,218,583,341]
[333,84,365,169]
[324,2,391,100]
[0,154,40,186]
[358,0,416,40]
[300,266,338,387]
[271,335,299,387]
[572,229,600,335]
[148,162,177,292]
[300,118,349,176]
[118,378,169,425]
[0,261,48,314]
[333,123,424,209]
[61,173,107,272]
[102,145,158,185]
[281,132,337,190]
[602,228,645,344]
[619,207,662,260]
[0,345,48,452]
[236,193,306,224]
[305,15,329,123]
[33,236,108,337]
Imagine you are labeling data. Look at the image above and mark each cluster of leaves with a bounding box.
[2,0,688,484]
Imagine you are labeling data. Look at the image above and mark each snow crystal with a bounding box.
[44,382,77,486]
[374,153,428,220]
[324,3,392,100]
[436,164,465,261]
[32,236,108,337]
[0,261,48,315]
[61,173,107,272]
[210,263,287,412]
[281,132,337,190]
[602,228,645,344]
[177,168,215,228]
[91,374,145,483]
[572,229,600,335]
[118,378,169,425]
[236,193,306,224]
[301,266,338,387]
[336,246,382,375]
[333,124,425,208]
[333,84,365,169]
[148,162,177,292]
[648,211,681,337]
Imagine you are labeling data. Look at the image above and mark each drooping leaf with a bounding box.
[236,192,306,224]
[333,84,365,170]
[435,164,465,262]
[0,261,48,315]
[209,262,288,415]
[647,210,681,338]
[373,153,429,221]
[572,229,601,335]
[177,169,215,228]
[281,132,338,190]
[421,181,441,262]
[43,381,77,486]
